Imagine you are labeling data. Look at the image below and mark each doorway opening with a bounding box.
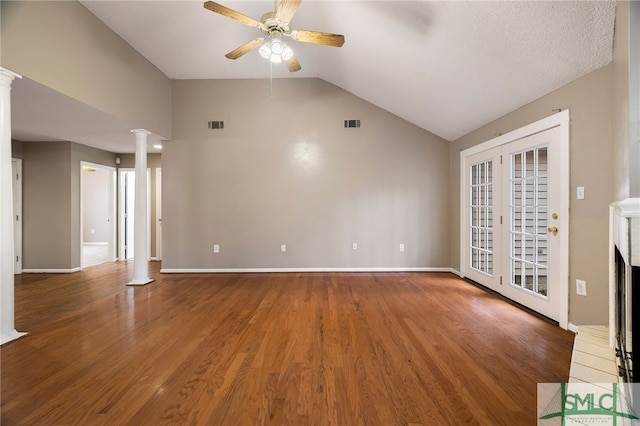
[118,168,150,261]
[80,162,117,269]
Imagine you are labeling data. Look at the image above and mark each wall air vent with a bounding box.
[208,120,225,130]
[344,119,361,128]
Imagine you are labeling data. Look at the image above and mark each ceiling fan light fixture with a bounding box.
[258,38,293,64]
[271,38,284,54]
[204,1,345,73]
[281,45,293,61]
[259,44,271,59]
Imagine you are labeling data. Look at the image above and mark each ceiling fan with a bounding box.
[203,0,345,72]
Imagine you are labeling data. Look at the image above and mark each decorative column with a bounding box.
[128,129,153,286]
[0,68,27,345]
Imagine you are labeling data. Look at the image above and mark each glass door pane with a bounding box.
[509,146,548,298]
[470,160,494,276]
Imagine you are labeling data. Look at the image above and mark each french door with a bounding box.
[464,148,502,292]
[462,126,564,322]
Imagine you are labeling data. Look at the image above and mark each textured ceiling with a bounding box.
[80,0,616,142]
[12,0,617,152]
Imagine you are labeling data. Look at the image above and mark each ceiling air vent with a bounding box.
[208,120,225,130]
[344,119,361,128]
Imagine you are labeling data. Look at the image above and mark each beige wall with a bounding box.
[23,142,73,270]
[450,65,616,326]
[21,141,116,270]
[1,1,172,139]
[118,153,162,259]
[164,78,450,270]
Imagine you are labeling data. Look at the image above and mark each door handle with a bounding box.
[548,226,558,235]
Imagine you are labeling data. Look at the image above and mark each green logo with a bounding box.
[538,383,639,425]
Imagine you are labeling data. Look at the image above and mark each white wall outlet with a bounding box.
[91,228,95,234]
[213,244,220,253]
[281,244,286,252]
[399,243,405,252]
[577,186,585,200]
[352,243,358,250]
[576,279,587,296]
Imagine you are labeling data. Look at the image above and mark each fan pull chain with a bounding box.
[270,61,274,99]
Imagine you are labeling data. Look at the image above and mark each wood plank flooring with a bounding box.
[1,262,574,425]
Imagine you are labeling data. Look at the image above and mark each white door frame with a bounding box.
[155,168,162,261]
[118,168,151,261]
[11,158,22,274]
[460,110,570,329]
[80,161,117,269]
[119,169,133,260]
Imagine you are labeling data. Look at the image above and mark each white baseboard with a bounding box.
[83,242,108,246]
[127,278,154,286]
[160,267,458,274]
[567,322,579,333]
[449,268,463,277]
[22,268,81,274]
[1,330,28,346]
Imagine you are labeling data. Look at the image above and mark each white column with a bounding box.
[128,129,153,286]
[0,68,27,345]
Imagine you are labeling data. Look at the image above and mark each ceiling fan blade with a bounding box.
[276,0,302,23]
[290,30,345,47]
[203,1,262,29]
[225,38,265,59]
[286,55,302,72]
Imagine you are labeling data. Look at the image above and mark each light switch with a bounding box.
[577,186,585,200]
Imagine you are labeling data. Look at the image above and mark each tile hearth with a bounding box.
[569,325,618,383]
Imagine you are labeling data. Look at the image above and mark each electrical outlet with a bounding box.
[576,279,587,296]
[213,244,219,253]
[399,243,405,252]
[281,244,286,252]
[352,243,358,250]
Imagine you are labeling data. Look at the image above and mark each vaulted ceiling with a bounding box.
[11,0,617,152]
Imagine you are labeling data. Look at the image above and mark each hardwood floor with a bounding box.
[1,262,574,425]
